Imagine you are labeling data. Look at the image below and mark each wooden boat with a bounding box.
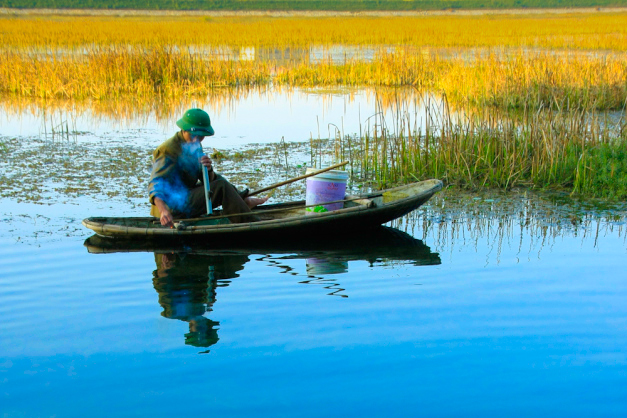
[82,179,442,241]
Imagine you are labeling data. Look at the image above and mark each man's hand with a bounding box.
[154,197,174,228]
[200,155,216,181]
[160,209,174,228]
[200,155,213,170]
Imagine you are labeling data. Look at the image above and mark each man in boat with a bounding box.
[148,108,267,227]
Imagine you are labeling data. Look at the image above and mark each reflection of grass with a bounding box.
[402,189,627,260]
[0,88,284,127]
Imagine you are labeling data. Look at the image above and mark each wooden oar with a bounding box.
[247,161,349,197]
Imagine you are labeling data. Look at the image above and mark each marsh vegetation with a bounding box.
[1,12,626,198]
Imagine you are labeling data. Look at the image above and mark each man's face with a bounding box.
[182,130,205,144]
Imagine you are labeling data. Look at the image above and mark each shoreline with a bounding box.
[2,7,627,17]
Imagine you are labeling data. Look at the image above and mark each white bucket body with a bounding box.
[305,168,348,213]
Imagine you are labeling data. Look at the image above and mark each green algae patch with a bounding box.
[0,135,328,207]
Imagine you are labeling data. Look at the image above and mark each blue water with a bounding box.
[1,86,626,416]
[1,196,626,417]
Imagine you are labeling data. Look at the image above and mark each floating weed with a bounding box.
[0,136,153,203]
[0,133,331,208]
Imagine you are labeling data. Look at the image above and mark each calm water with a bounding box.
[0,86,443,148]
[1,89,627,417]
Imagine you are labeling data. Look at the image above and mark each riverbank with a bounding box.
[2,6,627,17]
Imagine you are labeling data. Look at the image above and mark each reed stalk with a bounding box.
[2,46,626,112]
[346,96,627,199]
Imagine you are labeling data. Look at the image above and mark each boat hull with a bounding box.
[82,179,443,241]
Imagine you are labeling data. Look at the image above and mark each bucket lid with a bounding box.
[306,167,349,180]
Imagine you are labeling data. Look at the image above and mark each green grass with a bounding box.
[2,0,627,11]
[337,102,627,200]
[573,142,627,198]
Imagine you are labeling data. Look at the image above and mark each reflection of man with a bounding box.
[152,251,249,350]
[186,317,219,348]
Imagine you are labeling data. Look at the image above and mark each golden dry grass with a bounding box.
[2,12,626,107]
[1,12,627,49]
[1,12,627,106]
[2,46,625,111]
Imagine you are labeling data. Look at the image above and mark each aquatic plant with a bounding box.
[2,13,627,198]
[340,94,627,199]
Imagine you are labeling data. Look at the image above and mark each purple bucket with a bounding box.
[306,258,349,275]
[305,168,348,213]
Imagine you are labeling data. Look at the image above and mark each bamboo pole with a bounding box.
[247,161,349,197]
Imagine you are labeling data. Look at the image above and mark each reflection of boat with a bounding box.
[84,225,441,267]
[85,226,440,351]
[82,180,442,241]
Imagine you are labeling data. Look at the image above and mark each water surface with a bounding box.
[0,86,437,148]
[1,88,626,417]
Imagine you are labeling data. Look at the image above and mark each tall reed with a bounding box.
[339,94,627,199]
[2,47,626,112]
[0,47,274,99]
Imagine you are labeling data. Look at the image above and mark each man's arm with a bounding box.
[148,148,177,227]
[148,151,174,204]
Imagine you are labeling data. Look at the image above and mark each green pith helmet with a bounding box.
[176,108,215,137]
